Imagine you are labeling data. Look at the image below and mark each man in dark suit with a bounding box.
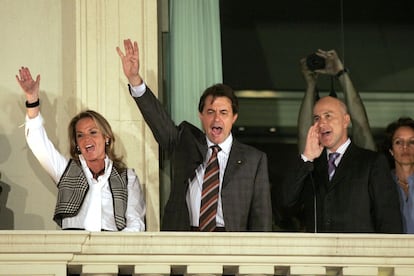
[117,39,272,231]
[282,96,402,233]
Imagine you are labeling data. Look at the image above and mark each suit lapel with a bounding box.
[182,123,207,182]
[196,136,208,162]
[222,140,245,189]
[192,122,208,162]
[315,149,330,191]
[327,143,355,189]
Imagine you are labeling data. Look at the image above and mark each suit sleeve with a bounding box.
[369,153,403,233]
[281,156,314,211]
[130,86,179,152]
[248,152,273,231]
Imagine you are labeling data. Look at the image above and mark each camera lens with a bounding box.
[306,53,326,71]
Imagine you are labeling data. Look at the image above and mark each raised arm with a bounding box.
[116,39,180,152]
[319,49,376,151]
[303,49,376,151]
[297,58,319,153]
[337,71,376,151]
[16,67,68,183]
[16,67,40,119]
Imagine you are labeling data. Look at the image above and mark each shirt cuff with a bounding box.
[301,154,313,162]
[129,82,147,97]
[25,112,44,129]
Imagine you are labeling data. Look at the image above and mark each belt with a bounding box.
[190,226,226,232]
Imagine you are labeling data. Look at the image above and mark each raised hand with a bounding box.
[16,67,41,118]
[300,57,318,88]
[116,39,143,86]
[314,49,344,76]
[303,123,324,161]
[16,67,40,102]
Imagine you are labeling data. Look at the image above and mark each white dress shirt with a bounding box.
[186,135,232,227]
[25,113,146,232]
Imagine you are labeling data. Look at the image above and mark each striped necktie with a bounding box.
[199,145,221,231]
[328,152,340,180]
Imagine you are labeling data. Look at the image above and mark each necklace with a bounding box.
[398,178,409,195]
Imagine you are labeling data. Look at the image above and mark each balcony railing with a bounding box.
[1,231,414,276]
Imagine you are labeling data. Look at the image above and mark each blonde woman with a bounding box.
[17,67,145,231]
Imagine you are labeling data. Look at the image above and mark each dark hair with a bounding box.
[68,110,127,170]
[384,117,414,151]
[198,84,239,114]
[382,117,414,168]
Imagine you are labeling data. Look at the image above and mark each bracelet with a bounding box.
[25,99,40,108]
[336,68,349,78]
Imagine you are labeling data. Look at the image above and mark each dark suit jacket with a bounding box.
[282,142,402,233]
[131,86,272,231]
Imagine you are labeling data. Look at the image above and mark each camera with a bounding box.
[306,53,325,71]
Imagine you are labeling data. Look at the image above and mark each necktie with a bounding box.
[199,145,221,231]
[328,152,340,180]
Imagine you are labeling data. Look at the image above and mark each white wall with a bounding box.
[0,0,68,229]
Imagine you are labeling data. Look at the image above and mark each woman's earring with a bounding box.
[76,145,81,154]
[105,140,110,146]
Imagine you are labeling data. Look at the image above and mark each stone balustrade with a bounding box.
[1,231,414,276]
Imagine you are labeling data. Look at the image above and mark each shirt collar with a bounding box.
[206,134,233,155]
[78,154,112,175]
[327,138,351,157]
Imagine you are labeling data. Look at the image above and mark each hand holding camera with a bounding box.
[306,53,326,71]
[305,49,344,76]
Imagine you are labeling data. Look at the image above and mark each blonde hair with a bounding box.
[68,110,127,170]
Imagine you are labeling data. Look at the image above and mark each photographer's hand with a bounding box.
[300,58,318,88]
[314,49,344,76]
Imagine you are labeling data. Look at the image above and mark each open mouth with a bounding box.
[211,126,223,136]
[320,130,332,138]
[85,144,95,152]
